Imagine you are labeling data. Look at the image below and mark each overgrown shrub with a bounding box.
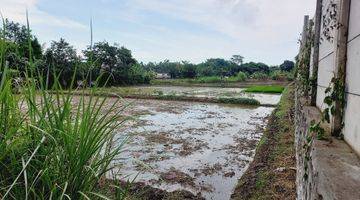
[251,72,268,80]
[270,70,294,81]
[217,97,260,105]
[226,71,247,82]
[235,71,248,81]
[270,70,287,81]
[197,76,223,83]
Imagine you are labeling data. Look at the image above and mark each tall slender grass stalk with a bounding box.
[0,14,130,199]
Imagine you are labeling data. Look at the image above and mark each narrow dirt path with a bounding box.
[231,84,296,200]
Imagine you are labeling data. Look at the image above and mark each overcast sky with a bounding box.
[1,0,316,65]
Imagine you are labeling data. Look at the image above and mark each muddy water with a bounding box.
[129,86,281,105]
[112,99,275,200]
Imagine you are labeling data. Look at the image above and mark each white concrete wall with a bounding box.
[309,19,315,79]
[312,0,360,155]
[315,0,337,110]
[343,0,360,155]
[316,53,335,109]
[309,46,314,79]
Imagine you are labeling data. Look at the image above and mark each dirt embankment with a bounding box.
[231,84,296,200]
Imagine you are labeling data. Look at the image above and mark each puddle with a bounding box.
[126,86,281,105]
[111,99,275,200]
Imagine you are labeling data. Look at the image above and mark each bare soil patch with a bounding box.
[102,180,205,200]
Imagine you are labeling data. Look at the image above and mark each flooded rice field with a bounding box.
[111,97,277,200]
[125,86,281,105]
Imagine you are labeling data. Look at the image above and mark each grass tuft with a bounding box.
[244,85,285,94]
[217,97,260,105]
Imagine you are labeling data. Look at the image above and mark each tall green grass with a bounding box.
[244,85,285,94]
[0,15,130,199]
[150,72,249,86]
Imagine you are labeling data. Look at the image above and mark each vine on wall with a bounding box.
[309,0,346,139]
[321,1,340,42]
[296,21,313,96]
[301,0,347,183]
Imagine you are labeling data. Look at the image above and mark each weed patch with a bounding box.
[245,85,285,94]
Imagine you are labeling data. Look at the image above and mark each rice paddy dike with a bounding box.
[72,85,283,107]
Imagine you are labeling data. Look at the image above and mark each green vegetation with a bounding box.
[256,136,267,151]
[68,87,262,106]
[0,15,289,199]
[270,70,294,81]
[245,85,285,94]
[146,58,295,81]
[1,17,130,199]
[147,95,260,106]
[2,19,153,88]
[151,70,293,86]
[196,76,223,83]
[150,74,246,85]
[255,171,269,190]
[3,18,295,88]
[217,97,260,105]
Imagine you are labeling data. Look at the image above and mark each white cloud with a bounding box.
[1,0,316,64]
[0,0,86,29]
[130,0,315,41]
[114,0,316,64]
[123,0,316,64]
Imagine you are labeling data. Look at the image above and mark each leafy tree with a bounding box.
[196,65,215,77]
[280,60,295,71]
[269,66,280,72]
[144,60,182,78]
[128,64,154,84]
[169,63,183,78]
[44,38,80,87]
[144,58,275,79]
[2,19,42,73]
[230,55,244,65]
[239,62,270,74]
[199,58,237,77]
[83,41,138,85]
[2,19,156,87]
[180,61,197,78]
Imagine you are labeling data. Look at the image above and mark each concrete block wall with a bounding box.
[295,1,360,199]
[315,0,337,110]
[343,0,360,155]
[295,90,360,200]
[311,0,360,155]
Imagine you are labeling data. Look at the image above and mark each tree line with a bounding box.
[1,19,153,88]
[143,58,295,80]
[1,19,295,87]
